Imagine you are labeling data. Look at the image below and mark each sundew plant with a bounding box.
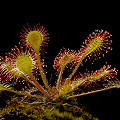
[0,24,119,120]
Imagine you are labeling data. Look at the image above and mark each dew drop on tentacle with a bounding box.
[78,29,112,63]
[0,43,39,89]
[20,23,49,56]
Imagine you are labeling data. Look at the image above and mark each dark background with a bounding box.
[0,9,120,120]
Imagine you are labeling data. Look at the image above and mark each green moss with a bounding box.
[0,98,98,120]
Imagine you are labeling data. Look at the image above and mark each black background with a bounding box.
[0,7,120,120]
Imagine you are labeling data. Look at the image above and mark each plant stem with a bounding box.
[11,89,40,98]
[28,72,49,98]
[36,53,50,93]
[56,67,64,89]
[66,54,86,83]
[0,85,40,98]
[67,86,116,99]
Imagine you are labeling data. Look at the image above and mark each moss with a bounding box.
[0,98,98,120]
